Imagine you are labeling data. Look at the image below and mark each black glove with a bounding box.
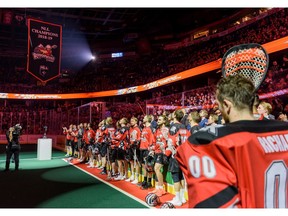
[132,141,139,149]
[119,142,125,150]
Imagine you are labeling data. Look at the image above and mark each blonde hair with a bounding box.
[9,131,13,142]
[131,117,138,122]
[9,129,13,142]
[98,120,105,127]
[199,109,208,118]
[144,115,153,123]
[209,114,219,124]
[106,117,113,125]
[189,111,201,123]
[259,101,272,114]
[120,117,129,125]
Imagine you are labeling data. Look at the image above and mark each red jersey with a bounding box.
[177,127,191,145]
[111,126,130,150]
[153,126,169,154]
[83,129,96,145]
[176,120,288,208]
[96,126,106,143]
[140,125,155,150]
[103,125,116,142]
[95,128,102,143]
[63,129,72,140]
[166,123,190,156]
[129,125,141,147]
[71,130,78,142]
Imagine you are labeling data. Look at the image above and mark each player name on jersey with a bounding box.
[258,134,288,153]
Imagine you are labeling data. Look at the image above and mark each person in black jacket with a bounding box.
[4,124,22,171]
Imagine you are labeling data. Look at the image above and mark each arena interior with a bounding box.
[0,7,288,209]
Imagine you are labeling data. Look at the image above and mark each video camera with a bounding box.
[13,124,22,133]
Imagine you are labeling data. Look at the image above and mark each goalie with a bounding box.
[176,44,288,208]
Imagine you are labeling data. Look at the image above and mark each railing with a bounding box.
[0,102,106,135]
[145,69,288,114]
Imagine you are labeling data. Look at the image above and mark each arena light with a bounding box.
[91,55,96,61]
[61,27,93,72]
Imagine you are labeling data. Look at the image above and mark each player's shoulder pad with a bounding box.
[101,125,106,131]
[120,127,128,134]
[169,125,177,135]
[188,124,224,145]
[199,124,224,135]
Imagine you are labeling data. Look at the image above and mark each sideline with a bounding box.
[62,158,152,208]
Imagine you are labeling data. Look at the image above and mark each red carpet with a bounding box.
[66,158,188,208]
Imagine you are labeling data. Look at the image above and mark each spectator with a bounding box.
[187,111,201,134]
[199,109,209,128]
[277,111,288,122]
[257,101,275,120]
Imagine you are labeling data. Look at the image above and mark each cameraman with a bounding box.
[4,124,22,171]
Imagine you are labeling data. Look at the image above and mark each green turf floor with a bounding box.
[0,145,147,208]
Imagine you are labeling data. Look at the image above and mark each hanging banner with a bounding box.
[0,35,284,100]
[27,18,62,82]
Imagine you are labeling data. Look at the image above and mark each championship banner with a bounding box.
[0,35,284,100]
[27,18,62,82]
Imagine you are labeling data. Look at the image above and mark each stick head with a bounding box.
[222,43,269,91]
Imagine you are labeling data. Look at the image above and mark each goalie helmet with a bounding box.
[221,43,269,91]
[145,193,160,207]
[160,202,175,209]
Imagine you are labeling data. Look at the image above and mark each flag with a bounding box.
[27,18,62,82]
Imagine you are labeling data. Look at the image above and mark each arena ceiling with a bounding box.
[0,7,255,57]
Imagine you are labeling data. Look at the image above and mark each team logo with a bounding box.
[39,65,49,77]
[32,44,57,62]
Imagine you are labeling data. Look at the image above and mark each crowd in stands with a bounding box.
[147,65,287,114]
[62,8,288,93]
[259,59,288,94]
[0,8,287,94]
[148,86,216,107]
[0,8,288,135]
[1,57,287,134]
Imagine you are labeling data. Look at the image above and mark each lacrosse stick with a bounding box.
[106,145,112,180]
[222,43,269,91]
[133,148,141,168]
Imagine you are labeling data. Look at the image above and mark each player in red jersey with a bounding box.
[138,115,155,189]
[76,123,84,161]
[148,115,169,197]
[63,124,73,157]
[94,120,104,168]
[112,117,130,180]
[83,123,96,166]
[71,124,79,158]
[100,117,116,176]
[127,117,142,183]
[167,109,191,206]
[176,75,288,208]
[79,123,88,162]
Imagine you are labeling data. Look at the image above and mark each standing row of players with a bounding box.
[62,109,207,207]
